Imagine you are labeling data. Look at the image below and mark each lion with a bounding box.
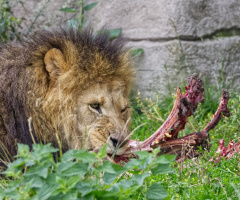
[0,27,135,162]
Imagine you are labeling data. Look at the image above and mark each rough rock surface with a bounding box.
[87,0,240,39]
[87,0,240,97]
[11,0,73,34]
[128,37,240,97]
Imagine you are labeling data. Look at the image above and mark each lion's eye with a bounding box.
[90,103,102,114]
[121,106,130,113]
[90,103,100,109]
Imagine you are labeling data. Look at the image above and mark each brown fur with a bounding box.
[0,27,134,162]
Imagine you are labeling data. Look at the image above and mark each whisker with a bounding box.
[114,122,147,154]
[122,117,131,133]
[123,122,147,142]
[114,117,131,150]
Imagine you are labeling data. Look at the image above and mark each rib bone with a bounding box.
[111,75,232,164]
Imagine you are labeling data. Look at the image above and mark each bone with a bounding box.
[204,89,230,132]
[111,74,232,164]
[210,139,240,163]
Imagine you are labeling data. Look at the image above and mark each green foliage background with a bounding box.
[0,144,175,200]
[0,0,21,43]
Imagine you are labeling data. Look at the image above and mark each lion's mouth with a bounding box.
[107,137,130,156]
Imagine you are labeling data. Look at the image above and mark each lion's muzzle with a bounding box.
[87,116,130,155]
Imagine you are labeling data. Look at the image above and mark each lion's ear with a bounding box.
[44,48,67,85]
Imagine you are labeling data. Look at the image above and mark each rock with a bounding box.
[129,37,240,97]
[87,0,240,97]
[87,0,240,39]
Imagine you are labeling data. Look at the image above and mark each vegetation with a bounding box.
[0,0,22,43]
[0,143,175,199]
[131,86,240,199]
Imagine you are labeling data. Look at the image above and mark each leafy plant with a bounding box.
[0,144,175,200]
[60,1,126,41]
[0,0,22,43]
[60,1,98,30]
[24,0,53,36]
[130,48,144,57]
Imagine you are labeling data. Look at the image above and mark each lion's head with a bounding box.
[23,27,135,155]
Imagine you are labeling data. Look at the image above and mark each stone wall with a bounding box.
[87,0,240,97]
[11,0,240,97]
[11,0,72,34]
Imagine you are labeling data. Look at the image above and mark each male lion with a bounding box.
[0,27,134,161]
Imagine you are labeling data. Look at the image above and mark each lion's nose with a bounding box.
[110,137,119,147]
[110,137,128,148]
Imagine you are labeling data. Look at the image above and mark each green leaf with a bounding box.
[155,154,176,164]
[25,164,50,178]
[60,163,88,177]
[134,151,150,159]
[66,175,82,188]
[99,161,125,173]
[36,184,59,200]
[2,158,25,177]
[99,162,127,184]
[151,163,175,175]
[101,162,127,184]
[25,157,36,167]
[32,144,58,156]
[108,178,137,193]
[109,178,145,196]
[16,143,29,157]
[98,144,107,158]
[83,2,98,11]
[152,147,161,157]
[1,179,21,193]
[131,172,150,186]
[124,158,145,170]
[93,190,119,199]
[102,172,119,184]
[146,183,169,200]
[81,193,94,200]
[74,151,96,164]
[6,157,25,169]
[76,181,94,197]
[116,179,134,189]
[61,149,77,161]
[62,192,78,200]
[109,28,122,39]
[2,190,21,199]
[102,162,126,184]
[59,7,76,13]
[33,143,58,155]
[23,176,44,188]
[129,48,144,57]
[45,173,57,185]
[56,161,75,174]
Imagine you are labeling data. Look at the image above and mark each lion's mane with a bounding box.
[0,27,134,157]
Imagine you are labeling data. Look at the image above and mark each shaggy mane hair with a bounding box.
[26,27,134,93]
[0,26,135,159]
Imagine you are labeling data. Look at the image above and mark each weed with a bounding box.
[0,0,22,43]
[0,144,174,200]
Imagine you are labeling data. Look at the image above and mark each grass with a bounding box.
[130,84,240,199]
[0,82,239,199]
